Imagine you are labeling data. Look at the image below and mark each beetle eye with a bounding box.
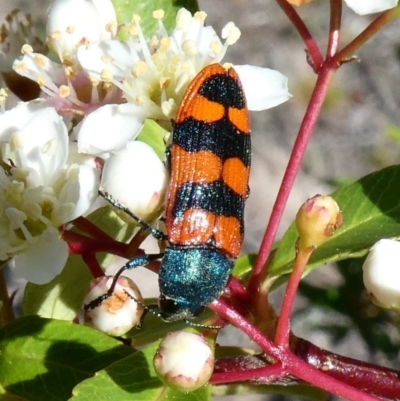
[159,295,180,315]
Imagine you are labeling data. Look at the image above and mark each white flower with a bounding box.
[153,331,214,391]
[76,8,291,154]
[0,103,99,284]
[362,239,400,311]
[46,0,117,64]
[84,276,145,336]
[100,141,168,223]
[344,0,398,15]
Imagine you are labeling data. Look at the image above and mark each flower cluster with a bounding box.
[0,0,290,285]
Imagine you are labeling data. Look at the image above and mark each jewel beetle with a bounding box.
[85,63,251,322]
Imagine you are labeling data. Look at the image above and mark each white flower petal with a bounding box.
[77,103,146,155]
[13,107,68,187]
[58,163,100,222]
[344,0,398,15]
[235,65,291,111]
[47,0,114,62]
[0,100,47,141]
[363,239,400,310]
[91,0,117,38]
[12,227,69,284]
[77,40,133,80]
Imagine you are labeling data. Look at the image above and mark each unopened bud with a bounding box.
[153,331,214,392]
[363,239,400,311]
[101,141,168,224]
[296,195,343,251]
[84,276,144,336]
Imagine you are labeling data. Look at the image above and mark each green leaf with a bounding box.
[111,0,199,39]
[137,119,168,161]
[70,340,211,401]
[268,165,400,287]
[0,316,134,401]
[22,207,137,319]
[22,255,92,320]
[386,124,400,142]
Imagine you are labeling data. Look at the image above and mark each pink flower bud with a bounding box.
[84,276,144,336]
[363,239,400,311]
[153,331,214,392]
[296,195,343,251]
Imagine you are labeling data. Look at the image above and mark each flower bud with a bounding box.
[84,276,144,336]
[153,331,214,392]
[295,195,343,251]
[101,141,168,224]
[363,239,400,311]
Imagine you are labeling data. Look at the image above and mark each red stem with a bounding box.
[73,216,113,240]
[274,248,311,347]
[326,0,342,59]
[211,363,285,385]
[274,0,323,71]
[210,298,382,401]
[81,252,104,278]
[248,65,337,295]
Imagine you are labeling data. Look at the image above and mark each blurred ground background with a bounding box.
[1,0,400,400]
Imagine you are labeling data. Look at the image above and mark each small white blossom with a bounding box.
[76,8,291,154]
[101,141,168,223]
[344,0,398,15]
[362,239,400,311]
[84,276,144,336]
[46,0,117,64]
[154,331,214,391]
[0,103,99,284]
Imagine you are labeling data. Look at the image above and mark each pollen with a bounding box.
[13,61,24,73]
[21,44,33,54]
[100,69,113,82]
[37,75,46,87]
[210,41,221,55]
[222,22,241,45]
[153,9,165,19]
[149,35,159,47]
[181,40,198,57]
[194,11,207,22]
[131,14,141,24]
[34,54,46,68]
[66,25,75,34]
[159,77,170,89]
[101,55,114,64]
[159,37,170,50]
[132,61,147,77]
[50,30,61,41]
[59,85,71,98]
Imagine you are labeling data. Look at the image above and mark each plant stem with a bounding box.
[211,298,382,401]
[335,6,400,63]
[211,363,285,385]
[326,0,342,58]
[275,0,323,70]
[248,65,337,295]
[274,247,312,347]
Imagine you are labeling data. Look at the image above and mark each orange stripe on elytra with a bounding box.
[214,216,242,257]
[222,158,250,197]
[175,64,232,123]
[183,95,225,123]
[171,209,216,244]
[171,146,222,184]
[228,107,250,134]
